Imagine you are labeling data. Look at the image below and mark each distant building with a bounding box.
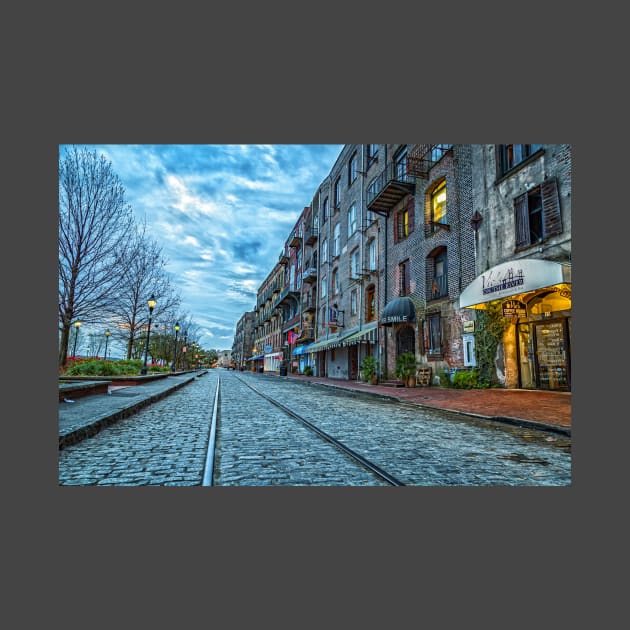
[231,311,256,370]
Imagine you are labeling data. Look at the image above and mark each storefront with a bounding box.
[459,259,571,391]
[264,351,284,373]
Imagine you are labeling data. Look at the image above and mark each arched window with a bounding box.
[427,246,448,300]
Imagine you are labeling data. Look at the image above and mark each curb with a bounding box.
[59,376,196,449]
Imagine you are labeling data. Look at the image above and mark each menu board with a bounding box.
[535,321,568,389]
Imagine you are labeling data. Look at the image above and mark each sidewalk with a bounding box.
[282,373,571,435]
[59,373,199,448]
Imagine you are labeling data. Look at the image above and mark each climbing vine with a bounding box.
[475,301,509,387]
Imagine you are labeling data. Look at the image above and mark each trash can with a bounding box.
[279,363,287,376]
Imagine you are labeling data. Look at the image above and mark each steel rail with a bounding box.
[234,374,406,487]
[201,376,220,486]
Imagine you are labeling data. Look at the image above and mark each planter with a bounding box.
[370,374,378,385]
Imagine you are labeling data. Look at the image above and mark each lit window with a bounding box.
[430,179,447,229]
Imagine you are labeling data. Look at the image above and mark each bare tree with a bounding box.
[107,224,181,359]
[58,146,138,366]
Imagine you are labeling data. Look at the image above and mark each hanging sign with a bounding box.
[502,299,527,317]
[463,321,475,333]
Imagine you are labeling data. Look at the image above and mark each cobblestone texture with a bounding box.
[58,370,571,487]
[58,373,218,486]
[227,372,571,486]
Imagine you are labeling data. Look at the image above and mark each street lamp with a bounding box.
[104,329,111,361]
[141,294,157,375]
[72,320,81,358]
[172,322,180,371]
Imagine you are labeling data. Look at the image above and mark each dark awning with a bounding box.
[380,297,416,326]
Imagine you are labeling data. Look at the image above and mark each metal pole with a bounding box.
[141,310,154,375]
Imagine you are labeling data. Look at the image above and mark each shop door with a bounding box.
[396,325,415,356]
[533,319,570,390]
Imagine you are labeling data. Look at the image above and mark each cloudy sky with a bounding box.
[62,144,345,351]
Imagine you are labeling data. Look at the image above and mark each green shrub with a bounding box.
[439,370,451,387]
[303,366,313,376]
[452,369,478,389]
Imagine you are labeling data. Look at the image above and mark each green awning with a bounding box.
[342,321,378,346]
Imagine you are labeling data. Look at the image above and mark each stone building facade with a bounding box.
[236,143,572,390]
[231,311,256,370]
[461,144,572,390]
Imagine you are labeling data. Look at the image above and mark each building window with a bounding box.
[351,289,358,315]
[367,144,378,167]
[322,197,329,223]
[427,313,442,355]
[399,259,410,296]
[351,248,360,279]
[428,247,448,300]
[367,177,378,203]
[368,238,377,271]
[366,285,376,322]
[347,203,357,237]
[321,237,328,264]
[348,152,358,185]
[321,276,327,298]
[514,178,562,250]
[333,223,340,257]
[497,144,543,176]
[394,197,414,244]
[430,144,452,162]
[332,268,340,295]
[430,179,447,230]
[334,176,341,209]
[394,146,408,181]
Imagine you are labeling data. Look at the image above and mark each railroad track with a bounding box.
[203,373,405,486]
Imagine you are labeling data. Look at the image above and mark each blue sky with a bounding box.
[63,144,344,351]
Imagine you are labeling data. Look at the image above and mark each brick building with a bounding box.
[235,143,572,390]
[231,311,256,370]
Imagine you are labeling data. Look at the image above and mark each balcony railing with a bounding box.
[289,229,302,248]
[279,251,289,265]
[302,267,317,283]
[366,162,416,213]
[304,223,319,245]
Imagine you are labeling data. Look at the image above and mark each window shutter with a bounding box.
[541,177,563,238]
[514,192,529,249]
[407,196,415,234]
[393,211,399,244]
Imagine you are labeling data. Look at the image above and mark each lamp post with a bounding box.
[72,320,81,358]
[141,294,157,375]
[104,329,111,361]
[172,322,180,371]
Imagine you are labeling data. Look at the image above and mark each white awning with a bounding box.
[459,259,571,309]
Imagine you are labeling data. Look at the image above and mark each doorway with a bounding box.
[396,325,415,356]
[348,346,358,381]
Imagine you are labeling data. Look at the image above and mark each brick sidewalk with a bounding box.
[283,373,571,431]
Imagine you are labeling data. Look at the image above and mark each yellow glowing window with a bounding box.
[431,180,447,224]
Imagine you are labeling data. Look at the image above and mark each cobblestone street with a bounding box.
[59,370,571,486]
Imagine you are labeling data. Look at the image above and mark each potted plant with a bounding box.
[360,355,379,385]
[303,365,313,377]
[394,352,418,387]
